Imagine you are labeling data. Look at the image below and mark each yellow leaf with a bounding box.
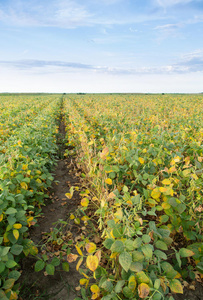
[105,178,112,185]
[13,229,19,240]
[162,179,171,185]
[86,242,96,254]
[20,182,28,190]
[151,188,161,199]
[76,257,83,271]
[70,214,75,219]
[86,255,99,272]
[138,283,150,299]
[75,245,83,256]
[81,216,89,222]
[81,198,89,207]
[138,157,145,164]
[159,187,167,193]
[13,223,22,229]
[65,193,72,199]
[22,164,28,170]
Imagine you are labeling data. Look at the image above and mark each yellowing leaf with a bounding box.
[100,147,109,160]
[169,279,183,294]
[151,188,161,199]
[128,275,137,291]
[90,285,100,293]
[0,214,3,222]
[20,182,28,190]
[86,255,99,272]
[159,187,167,193]
[138,283,150,299]
[105,178,112,185]
[80,278,88,285]
[162,202,171,209]
[13,223,22,229]
[81,198,89,207]
[138,157,145,164]
[3,232,9,243]
[70,214,75,219]
[13,229,19,240]
[86,242,96,254]
[162,179,171,185]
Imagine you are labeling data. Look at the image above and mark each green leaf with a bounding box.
[125,239,134,251]
[155,240,168,251]
[142,234,151,244]
[46,264,55,275]
[152,292,162,300]
[119,252,132,272]
[51,256,60,266]
[179,248,194,258]
[62,262,70,272]
[133,237,142,249]
[196,262,203,274]
[8,270,21,280]
[130,262,143,272]
[0,291,7,300]
[110,241,124,253]
[169,279,183,294]
[1,247,10,257]
[154,279,161,290]
[5,208,17,215]
[35,260,45,272]
[11,244,23,255]
[123,286,134,298]
[101,280,113,292]
[0,262,5,273]
[154,250,167,260]
[103,238,114,250]
[141,244,153,259]
[132,251,144,262]
[176,204,186,214]
[5,260,17,268]
[114,280,125,293]
[159,215,169,223]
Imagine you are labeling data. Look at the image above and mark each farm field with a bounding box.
[0,93,203,299]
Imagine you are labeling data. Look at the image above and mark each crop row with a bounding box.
[63,94,203,300]
[0,95,61,299]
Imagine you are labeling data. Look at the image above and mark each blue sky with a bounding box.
[0,0,203,93]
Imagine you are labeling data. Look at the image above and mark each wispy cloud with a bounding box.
[155,0,194,8]
[1,55,203,75]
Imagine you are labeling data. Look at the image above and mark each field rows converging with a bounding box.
[0,94,202,300]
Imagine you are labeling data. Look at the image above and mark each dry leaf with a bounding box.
[67,253,78,263]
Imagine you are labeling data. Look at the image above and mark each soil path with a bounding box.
[19,116,83,299]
